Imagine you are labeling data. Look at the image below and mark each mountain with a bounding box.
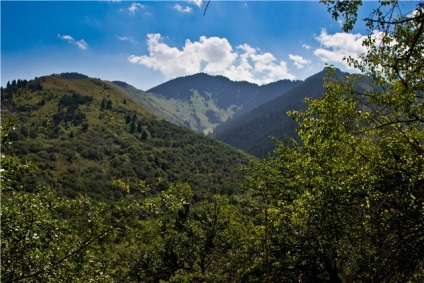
[212,69,377,158]
[1,74,254,201]
[212,70,336,157]
[116,73,301,135]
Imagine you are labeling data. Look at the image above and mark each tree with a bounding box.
[136,121,143,133]
[140,129,148,141]
[130,120,136,134]
[1,187,117,282]
[0,117,131,282]
[125,114,132,124]
[119,185,255,283]
[100,98,107,110]
[247,1,424,281]
[106,99,113,110]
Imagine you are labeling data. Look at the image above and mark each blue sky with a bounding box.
[1,1,418,90]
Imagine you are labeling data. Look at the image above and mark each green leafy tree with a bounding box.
[113,181,256,283]
[1,117,129,282]
[247,1,424,281]
[1,188,118,282]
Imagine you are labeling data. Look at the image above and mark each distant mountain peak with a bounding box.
[139,72,302,135]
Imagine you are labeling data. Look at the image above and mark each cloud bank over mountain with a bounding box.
[128,33,295,85]
[129,29,374,85]
[5,1,398,90]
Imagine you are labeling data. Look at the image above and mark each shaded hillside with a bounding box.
[213,70,334,157]
[1,74,254,201]
[122,73,301,134]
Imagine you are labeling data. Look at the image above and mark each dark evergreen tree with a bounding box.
[140,130,148,141]
[130,120,136,134]
[136,122,143,133]
[82,122,89,132]
[101,98,107,110]
[125,114,132,124]
[106,100,112,110]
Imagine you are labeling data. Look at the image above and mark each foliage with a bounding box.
[1,119,120,282]
[1,116,33,191]
[246,1,424,281]
[1,117,256,282]
[118,192,257,283]
[1,75,258,282]
[54,72,90,80]
[3,2,423,281]
[1,75,252,201]
[213,70,329,157]
[1,188,117,282]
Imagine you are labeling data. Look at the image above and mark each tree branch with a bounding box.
[203,0,211,16]
[365,12,424,26]
[9,210,138,283]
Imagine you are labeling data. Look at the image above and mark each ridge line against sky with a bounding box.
[1,1,419,90]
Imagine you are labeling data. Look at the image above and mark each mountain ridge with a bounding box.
[118,73,302,134]
[3,70,351,161]
[1,74,254,201]
[212,69,355,157]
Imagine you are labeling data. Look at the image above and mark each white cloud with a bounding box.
[187,0,203,8]
[75,39,88,50]
[58,34,88,50]
[128,34,294,84]
[313,29,371,70]
[59,35,74,43]
[116,36,136,44]
[129,2,144,14]
[117,36,130,41]
[174,4,193,13]
[302,44,311,50]
[289,54,311,69]
[128,33,295,84]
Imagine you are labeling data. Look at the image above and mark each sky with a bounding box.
[1,1,418,90]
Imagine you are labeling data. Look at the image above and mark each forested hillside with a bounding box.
[213,70,330,157]
[2,1,423,282]
[1,75,252,200]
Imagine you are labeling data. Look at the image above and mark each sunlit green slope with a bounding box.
[1,74,254,201]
